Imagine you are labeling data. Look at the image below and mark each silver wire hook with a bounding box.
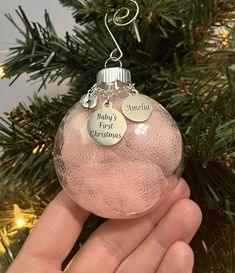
[113,0,141,42]
[105,13,123,63]
[104,0,141,67]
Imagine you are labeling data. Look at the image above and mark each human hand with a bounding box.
[6,178,202,273]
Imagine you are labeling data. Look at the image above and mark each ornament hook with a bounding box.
[104,0,141,67]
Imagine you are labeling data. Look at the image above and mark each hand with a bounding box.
[7,178,202,273]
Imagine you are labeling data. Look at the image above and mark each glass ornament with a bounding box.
[54,68,184,219]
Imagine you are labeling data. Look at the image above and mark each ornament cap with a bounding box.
[96,67,132,85]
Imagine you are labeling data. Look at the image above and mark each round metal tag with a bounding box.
[122,93,153,122]
[87,103,127,146]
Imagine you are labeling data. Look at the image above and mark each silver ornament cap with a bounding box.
[96,67,132,84]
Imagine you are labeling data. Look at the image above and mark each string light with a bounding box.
[214,21,222,26]
[202,22,232,55]
[218,27,230,46]
[16,218,26,228]
[0,65,5,78]
[13,204,26,229]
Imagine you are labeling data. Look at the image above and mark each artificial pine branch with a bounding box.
[3,7,99,90]
[1,1,217,89]
[0,74,95,196]
[59,0,113,24]
[192,207,235,272]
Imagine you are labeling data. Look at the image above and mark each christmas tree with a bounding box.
[0,0,235,272]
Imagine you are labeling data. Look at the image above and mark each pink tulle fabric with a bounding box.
[54,95,183,219]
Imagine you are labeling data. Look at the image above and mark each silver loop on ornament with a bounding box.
[105,57,123,69]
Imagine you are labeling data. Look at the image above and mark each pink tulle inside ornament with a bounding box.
[54,95,183,219]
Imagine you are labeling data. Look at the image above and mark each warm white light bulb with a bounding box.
[14,204,26,228]
[16,218,25,228]
[0,66,5,78]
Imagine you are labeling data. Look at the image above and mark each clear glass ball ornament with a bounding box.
[54,68,184,219]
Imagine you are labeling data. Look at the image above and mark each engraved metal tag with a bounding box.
[80,94,98,109]
[87,102,127,146]
[122,92,153,122]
